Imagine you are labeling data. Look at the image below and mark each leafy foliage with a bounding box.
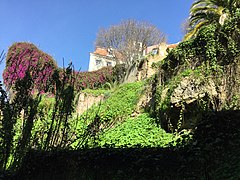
[2,2,240,178]
[41,65,76,150]
[72,81,144,148]
[2,41,116,98]
[81,88,112,97]
[98,113,173,148]
[0,62,77,171]
[3,42,57,93]
[152,8,240,132]
[185,0,240,40]
[164,8,240,77]
[0,70,42,171]
[74,66,113,91]
[0,80,17,171]
[112,64,127,83]
[128,3,240,136]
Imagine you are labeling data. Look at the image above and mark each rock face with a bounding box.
[124,44,169,83]
[156,69,240,131]
[171,77,218,106]
[167,77,220,130]
[76,93,106,116]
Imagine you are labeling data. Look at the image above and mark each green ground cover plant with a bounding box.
[0,62,76,171]
[81,88,112,97]
[97,113,174,148]
[71,81,145,148]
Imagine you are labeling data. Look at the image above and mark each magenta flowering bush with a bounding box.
[3,42,114,94]
[3,42,57,93]
[74,67,113,90]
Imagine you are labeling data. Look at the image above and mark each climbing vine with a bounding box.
[153,9,240,131]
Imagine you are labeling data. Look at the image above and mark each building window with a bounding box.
[96,60,102,66]
[107,61,112,66]
[151,48,159,55]
[108,48,113,55]
[107,48,114,57]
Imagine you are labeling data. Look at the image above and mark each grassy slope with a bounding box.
[79,81,176,149]
[98,113,173,148]
[12,111,240,180]
[72,81,149,148]
[5,82,240,179]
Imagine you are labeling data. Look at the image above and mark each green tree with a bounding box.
[185,0,240,40]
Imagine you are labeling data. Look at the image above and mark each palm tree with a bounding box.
[184,0,240,40]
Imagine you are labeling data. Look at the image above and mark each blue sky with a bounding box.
[0,0,194,80]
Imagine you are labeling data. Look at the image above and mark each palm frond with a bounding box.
[187,0,235,40]
[184,21,208,40]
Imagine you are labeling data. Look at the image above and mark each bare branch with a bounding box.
[0,50,5,64]
[95,19,166,66]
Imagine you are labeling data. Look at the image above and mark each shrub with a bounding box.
[3,42,114,93]
[72,81,144,148]
[74,66,113,90]
[112,64,126,83]
[98,113,173,148]
[3,42,57,93]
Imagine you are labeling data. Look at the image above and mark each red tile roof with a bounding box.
[93,47,125,61]
[167,43,178,49]
[94,47,108,56]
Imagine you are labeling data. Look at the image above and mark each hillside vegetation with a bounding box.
[1,1,240,179]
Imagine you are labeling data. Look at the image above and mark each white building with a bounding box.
[88,43,178,71]
[88,47,116,71]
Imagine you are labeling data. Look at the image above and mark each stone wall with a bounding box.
[76,93,106,115]
[137,48,168,81]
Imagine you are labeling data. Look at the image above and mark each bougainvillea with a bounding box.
[3,42,115,93]
[74,66,113,91]
[3,42,57,93]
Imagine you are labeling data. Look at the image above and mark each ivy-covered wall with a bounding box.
[152,9,240,132]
